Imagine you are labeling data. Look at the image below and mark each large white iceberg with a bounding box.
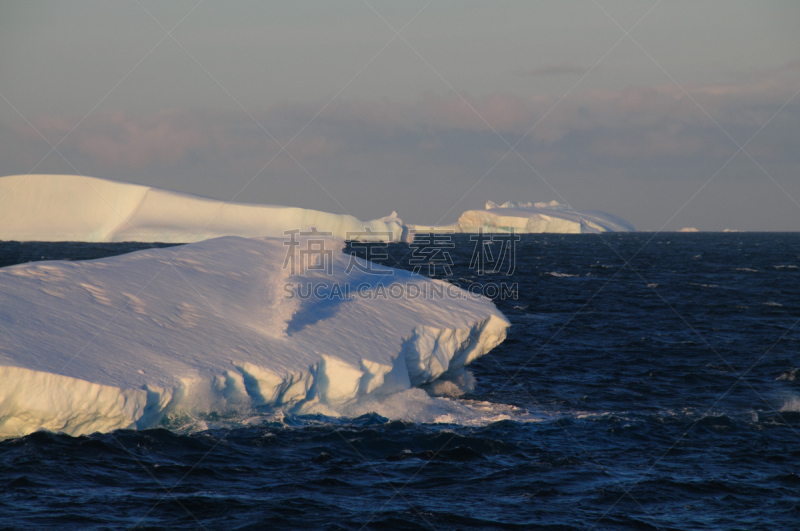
[0,174,404,242]
[410,200,634,234]
[0,236,509,438]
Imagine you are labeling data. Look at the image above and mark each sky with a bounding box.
[1,0,799,230]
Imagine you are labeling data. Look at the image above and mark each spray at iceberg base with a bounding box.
[0,236,510,439]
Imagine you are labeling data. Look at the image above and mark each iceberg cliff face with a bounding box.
[457,201,634,234]
[0,174,403,242]
[0,236,509,438]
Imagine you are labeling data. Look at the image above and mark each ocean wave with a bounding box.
[690,282,719,288]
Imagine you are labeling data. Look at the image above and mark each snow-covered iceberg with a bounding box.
[0,236,509,438]
[410,201,634,234]
[0,174,404,242]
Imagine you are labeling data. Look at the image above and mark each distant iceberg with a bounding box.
[409,200,634,234]
[0,174,404,242]
[0,236,509,438]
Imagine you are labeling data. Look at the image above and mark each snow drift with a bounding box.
[0,174,404,242]
[409,200,634,234]
[0,236,509,438]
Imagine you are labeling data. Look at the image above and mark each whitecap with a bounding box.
[546,271,579,278]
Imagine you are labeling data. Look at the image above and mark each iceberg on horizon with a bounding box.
[0,174,404,243]
[409,200,634,234]
[0,236,509,438]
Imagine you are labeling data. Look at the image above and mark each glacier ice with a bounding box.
[0,236,509,438]
[0,174,634,241]
[0,174,404,242]
[409,200,634,234]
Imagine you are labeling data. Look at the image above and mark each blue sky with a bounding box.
[1,0,799,230]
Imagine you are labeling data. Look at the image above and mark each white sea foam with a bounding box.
[690,282,719,289]
[164,393,543,432]
[546,272,579,278]
[330,391,542,426]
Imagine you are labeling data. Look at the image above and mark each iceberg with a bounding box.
[0,174,404,242]
[0,236,509,438]
[409,200,634,234]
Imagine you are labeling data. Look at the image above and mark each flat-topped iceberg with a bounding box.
[0,236,509,438]
[410,200,634,234]
[0,174,404,242]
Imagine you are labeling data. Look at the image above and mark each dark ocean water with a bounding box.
[1,233,799,530]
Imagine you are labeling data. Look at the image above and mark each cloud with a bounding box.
[300,70,799,163]
[9,65,800,178]
[516,64,588,77]
[18,110,223,168]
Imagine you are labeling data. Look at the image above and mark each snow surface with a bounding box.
[0,174,404,242]
[409,200,634,234]
[0,236,509,438]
